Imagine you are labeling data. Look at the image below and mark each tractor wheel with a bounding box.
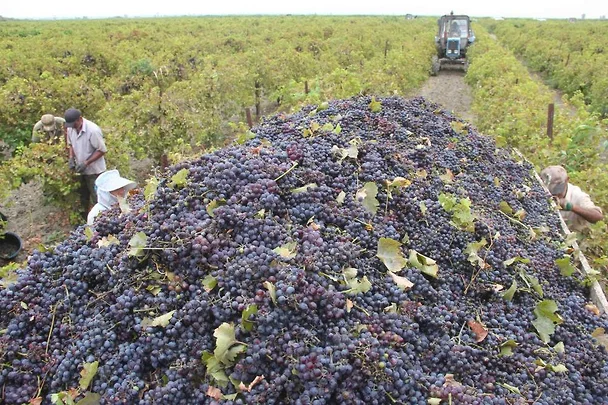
[431,56,440,76]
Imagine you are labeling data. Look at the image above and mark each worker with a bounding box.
[87,170,136,225]
[540,165,603,232]
[65,108,108,220]
[32,114,66,144]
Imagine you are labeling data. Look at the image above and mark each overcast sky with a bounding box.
[0,0,605,20]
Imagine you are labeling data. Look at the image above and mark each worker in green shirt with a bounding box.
[32,114,67,145]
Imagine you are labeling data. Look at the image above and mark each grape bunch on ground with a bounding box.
[1,96,607,405]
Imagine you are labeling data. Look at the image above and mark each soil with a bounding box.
[0,75,476,268]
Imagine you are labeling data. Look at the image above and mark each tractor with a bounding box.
[431,13,475,75]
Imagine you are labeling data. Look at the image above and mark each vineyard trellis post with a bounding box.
[547,103,554,141]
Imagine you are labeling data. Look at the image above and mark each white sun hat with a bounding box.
[95,170,136,193]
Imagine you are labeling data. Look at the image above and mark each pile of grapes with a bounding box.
[1,96,607,405]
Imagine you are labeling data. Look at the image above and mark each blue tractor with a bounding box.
[431,13,475,75]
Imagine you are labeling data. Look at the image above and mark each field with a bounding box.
[1,15,608,405]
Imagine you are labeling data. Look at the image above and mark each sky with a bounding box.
[0,0,606,20]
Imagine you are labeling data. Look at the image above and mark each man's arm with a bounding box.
[84,150,106,166]
[570,205,603,224]
[31,121,42,142]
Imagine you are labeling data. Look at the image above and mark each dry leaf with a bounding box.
[346,299,354,313]
[239,375,266,392]
[467,320,488,343]
[206,386,223,400]
[585,304,600,316]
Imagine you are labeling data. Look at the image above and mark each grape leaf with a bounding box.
[419,201,427,216]
[468,320,488,343]
[241,304,258,332]
[551,364,568,373]
[369,96,382,113]
[206,386,223,400]
[84,226,94,241]
[169,168,189,189]
[202,351,229,387]
[532,312,557,344]
[342,267,372,295]
[499,201,514,215]
[591,328,608,350]
[214,323,247,366]
[79,361,99,390]
[336,190,346,205]
[499,382,521,395]
[291,183,318,194]
[554,341,565,354]
[376,238,407,273]
[499,340,518,357]
[464,239,487,268]
[503,256,530,267]
[263,281,276,304]
[555,256,576,277]
[333,123,342,134]
[97,235,119,248]
[439,169,455,183]
[408,250,439,278]
[502,280,517,301]
[428,399,442,405]
[144,176,158,201]
[207,199,226,217]
[389,272,414,291]
[202,275,217,292]
[142,310,176,328]
[128,232,147,257]
[534,300,562,324]
[356,182,379,215]
[273,242,297,259]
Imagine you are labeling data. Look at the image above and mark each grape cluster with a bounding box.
[1,96,607,404]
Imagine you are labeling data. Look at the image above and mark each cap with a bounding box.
[95,170,136,193]
[540,165,568,196]
[41,114,56,131]
[64,108,81,128]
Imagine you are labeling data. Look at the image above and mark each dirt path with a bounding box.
[417,70,475,124]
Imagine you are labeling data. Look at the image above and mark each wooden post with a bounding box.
[547,103,555,141]
[245,108,253,128]
[254,80,261,119]
[304,81,309,94]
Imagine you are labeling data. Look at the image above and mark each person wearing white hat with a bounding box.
[540,165,603,232]
[87,170,137,225]
[32,114,66,144]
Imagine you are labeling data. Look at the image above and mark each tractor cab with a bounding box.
[432,13,475,74]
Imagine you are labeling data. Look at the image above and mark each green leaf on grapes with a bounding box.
[369,96,382,113]
[591,328,608,350]
[273,241,297,259]
[241,304,258,332]
[384,303,398,313]
[318,101,329,111]
[202,275,217,292]
[342,267,372,295]
[206,199,226,217]
[146,285,161,296]
[499,340,518,357]
[20,301,28,310]
[499,201,514,215]
[169,168,189,189]
[84,226,94,241]
[439,169,455,183]
[563,232,578,248]
[464,239,487,268]
[202,351,229,387]
[128,232,147,257]
[389,272,414,291]
[333,123,342,134]
[356,182,379,215]
[291,183,318,194]
[76,392,101,405]
[336,190,346,205]
[450,121,469,135]
[503,256,530,267]
[408,250,439,278]
[498,382,521,395]
[533,300,561,343]
[144,177,159,202]
[236,130,256,145]
[502,280,517,301]
[321,122,334,132]
[263,281,277,304]
[331,143,358,163]
[419,201,427,216]
[439,193,475,232]
[519,270,544,297]
[428,399,442,405]
[551,364,568,373]
[386,177,412,189]
[555,256,576,277]
[214,323,247,366]
[376,238,407,273]
[97,235,119,248]
[554,342,565,354]
[79,361,99,390]
[255,209,266,219]
[142,310,175,328]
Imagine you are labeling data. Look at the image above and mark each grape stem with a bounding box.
[274,161,299,181]
[45,303,57,355]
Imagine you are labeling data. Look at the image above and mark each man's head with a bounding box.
[41,114,56,132]
[64,108,82,129]
[540,166,569,197]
